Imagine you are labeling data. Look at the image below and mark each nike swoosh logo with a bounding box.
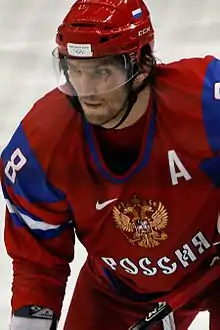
[96,198,118,210]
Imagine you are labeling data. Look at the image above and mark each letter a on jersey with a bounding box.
[168,150,192,185]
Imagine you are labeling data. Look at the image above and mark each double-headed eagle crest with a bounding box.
[113,196,168,248]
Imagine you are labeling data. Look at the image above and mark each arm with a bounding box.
[0,124,74,328]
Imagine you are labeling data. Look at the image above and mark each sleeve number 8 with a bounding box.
[5,148,27,183]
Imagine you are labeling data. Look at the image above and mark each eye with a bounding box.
[69,67,82,74]
[95,68,111,76]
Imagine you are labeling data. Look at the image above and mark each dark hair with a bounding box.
[139,44,157,86]
[114,44,157,89]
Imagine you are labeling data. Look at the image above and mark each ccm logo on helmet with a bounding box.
[138,26,151,36]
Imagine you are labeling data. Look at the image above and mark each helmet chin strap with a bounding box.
[109,89,137,129]
[109,76,148,129]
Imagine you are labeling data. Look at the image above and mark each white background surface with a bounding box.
[0,0,219,328]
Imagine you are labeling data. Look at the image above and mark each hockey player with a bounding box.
[1,0,220,329]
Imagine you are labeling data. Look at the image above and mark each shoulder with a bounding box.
[155,56,220,155]
[1,89,82,197]
[23,88,81,157]
[156,55,218,93]
[155,56,220,120]
[174,57,220,152]
[2,88,82,170]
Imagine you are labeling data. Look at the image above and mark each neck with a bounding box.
[102,85,151,130]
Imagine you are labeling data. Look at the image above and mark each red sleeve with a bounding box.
[0,120,75,318]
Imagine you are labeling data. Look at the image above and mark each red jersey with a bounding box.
[1,55,220,318]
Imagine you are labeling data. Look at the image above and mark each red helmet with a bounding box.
[56,0,154,62]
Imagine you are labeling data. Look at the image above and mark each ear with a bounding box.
[132,71,149,90]
[134,72,149,83]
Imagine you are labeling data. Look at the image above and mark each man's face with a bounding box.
[67,56,130,126]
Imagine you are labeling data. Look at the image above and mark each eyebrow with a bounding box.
[67,57,118,69]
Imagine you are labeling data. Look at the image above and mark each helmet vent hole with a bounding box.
[70,23,96,27]
[100,33,120,43]
[100,36,109,43]
[103,25,113,30]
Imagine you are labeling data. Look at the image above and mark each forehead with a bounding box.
[66,56,122,69]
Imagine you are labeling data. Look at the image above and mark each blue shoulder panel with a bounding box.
[202,57,220,152]
[201,58,220,186]
[1,124,65,203]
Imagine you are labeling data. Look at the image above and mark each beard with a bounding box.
[80,96,129,127]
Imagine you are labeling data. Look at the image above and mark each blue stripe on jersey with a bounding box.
[103,267,167,301]
[1,124,66,203]
[200,156,220,187]
[84,103,156,184]
[3,185,73,239]
[202,57,220,152]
